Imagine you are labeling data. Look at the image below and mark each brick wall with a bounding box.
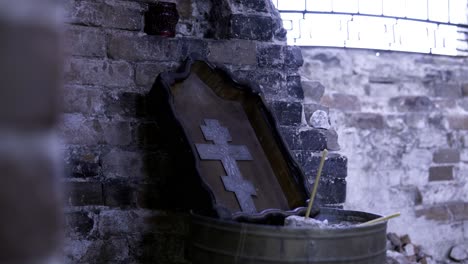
[62,1,346,263]
[300,47,468,261]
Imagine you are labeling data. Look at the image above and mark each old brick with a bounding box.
[311,53,341,67]
[284,46,304,69]
[108,34,208,62]
[67,0,143,31]
[285,75,304,100]
[432,83,462,99]
[66,212,94,238]
[256,72,284,96]
[65,58,134,87]
[348,113,385,130]
[423,69,454,86]
[447,202,468,221]
[321,93,361,111]
[103,181,135,207]
[233,0,268,12]
[79,239,129,263]
[282,127,328,151]
[448,115,468,130]
[272,17,288,41]
[104,92,147,118]
[135,62,177,87]
[257,44,283,68]
[462,83,468,96]
[302,81,325,103]
[368,64,399,84]
[63,86,104,115]
[102,122,134,146]
[233,71,284,96]
[61,114,101,145]
[271,101,302,126]
[429,166,454,181]
[415,205,451,221]
[102,149,144,178]
[317,178,346,205]
[65,25,106,57]
[389,96,435,112]
[322,129,340,151]
[208,40,257,65]
[67,152,101,178]
[295,152,347,179]
[98,210,139,238]
[230,14,273,41]
[61,115,133,146]
[433,149,460,163]
[66,182,104,206]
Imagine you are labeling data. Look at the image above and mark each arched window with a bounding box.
[273,0,468,56]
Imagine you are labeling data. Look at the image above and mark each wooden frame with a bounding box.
[148,54,309,218]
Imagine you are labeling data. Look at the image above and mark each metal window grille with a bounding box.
[273,0,468,56]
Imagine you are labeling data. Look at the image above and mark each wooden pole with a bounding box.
[305,149,328,219]
[357,212,401,227]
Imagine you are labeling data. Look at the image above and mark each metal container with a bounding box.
[189,208,387,264]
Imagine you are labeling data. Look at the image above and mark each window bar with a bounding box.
[447,0,451,24]
[277,10,468,29]
[381,0,384,16]
[427,0,430,21]
[277,0,467,56]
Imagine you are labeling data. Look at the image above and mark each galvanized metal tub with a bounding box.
[189,208,387,264]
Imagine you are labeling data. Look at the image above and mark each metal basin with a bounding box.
[189,208,387,264]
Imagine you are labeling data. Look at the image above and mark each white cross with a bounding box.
[195,119,257,213]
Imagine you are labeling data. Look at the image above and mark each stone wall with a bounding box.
[62,0,346,263]
[300,47,468,261]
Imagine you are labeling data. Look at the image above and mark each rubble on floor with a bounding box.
[386,233,468,264]
[449,245,468,262]
[386,233,436,264]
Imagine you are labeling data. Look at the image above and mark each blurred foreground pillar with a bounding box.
[0,1,63,263]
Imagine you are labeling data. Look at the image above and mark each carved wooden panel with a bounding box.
[149,55,309,217]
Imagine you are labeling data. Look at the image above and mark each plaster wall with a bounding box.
[300,47,468,260]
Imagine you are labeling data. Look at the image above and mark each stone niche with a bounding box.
[62,0,347,263]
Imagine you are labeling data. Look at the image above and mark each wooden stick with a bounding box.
[357,212,401,227]
[305,149,328,219]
